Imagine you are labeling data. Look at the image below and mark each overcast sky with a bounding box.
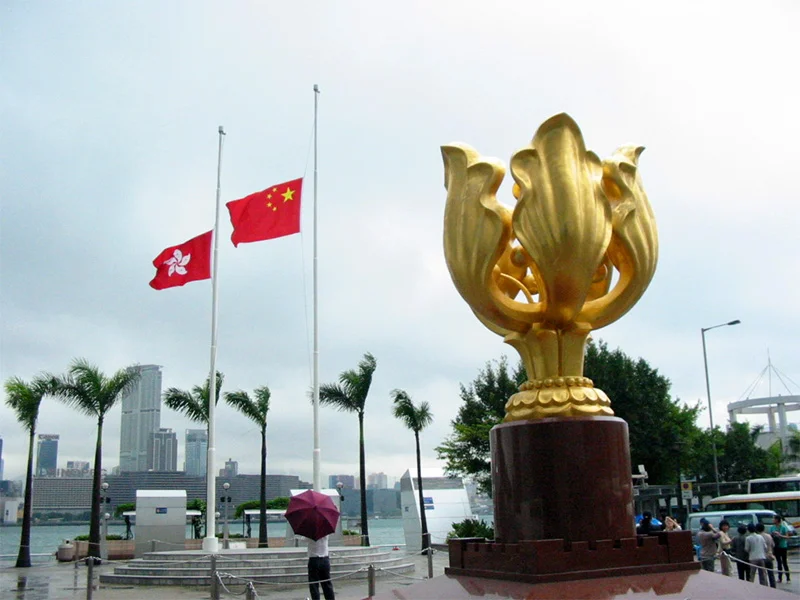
[2,1,798,486]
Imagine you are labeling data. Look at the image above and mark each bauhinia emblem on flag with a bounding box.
[149,230,213,290]
[226,178,303,247]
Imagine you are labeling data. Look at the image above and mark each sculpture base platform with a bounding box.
[445,531,697,583]
[370,567,798,599]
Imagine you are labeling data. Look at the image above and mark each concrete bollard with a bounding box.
[85,557,97,600]
[368,564,376,597]
[210,554,219,600]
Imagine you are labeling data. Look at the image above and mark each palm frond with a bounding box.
[225,386,270,428]
[391,389,433,432]
[164,387,208,423]
[4,376,51,431]
[319,383,358,413]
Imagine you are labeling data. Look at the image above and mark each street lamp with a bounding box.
[100,482,110,560]
[222,482,231,549]
[701,319,741,497]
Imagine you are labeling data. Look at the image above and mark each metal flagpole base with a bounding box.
[202,537,219,552]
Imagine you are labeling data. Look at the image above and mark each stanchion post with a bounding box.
[246,582,255,600]
[210,554,219,600]
[368,564,376,597]
[151,539,156,553]
[85,557,95,600]
[426,533,433,578]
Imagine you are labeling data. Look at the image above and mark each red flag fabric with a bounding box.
[226,178,303,247]
[149,230,213,290]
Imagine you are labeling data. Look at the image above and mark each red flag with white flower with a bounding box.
[149,230,213,290]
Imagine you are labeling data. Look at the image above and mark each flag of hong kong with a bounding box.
[149,230,213,290]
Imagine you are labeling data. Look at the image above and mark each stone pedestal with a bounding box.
[446,415,698,582]
[492,416,635,543]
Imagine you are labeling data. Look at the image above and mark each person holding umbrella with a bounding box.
[307,534,335,600]
[285,490,340,600]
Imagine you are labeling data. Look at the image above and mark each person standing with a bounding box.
[731,524,750,581]
[756,523,776,588]
[307,535,335,600]
[697,518,722,572]
[717,520,733,577]
[771,515,792,583]
[745,523,769,586]
[664,516,681,531]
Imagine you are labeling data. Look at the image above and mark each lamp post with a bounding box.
[222,482,231,549]
[701,319,741,497]
[100,482,110,560]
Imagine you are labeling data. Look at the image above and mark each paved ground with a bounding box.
[1,549,447,600]
[4,550,800,599]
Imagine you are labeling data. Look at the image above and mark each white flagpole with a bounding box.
[312,85,321,492]
[203,125,225,552]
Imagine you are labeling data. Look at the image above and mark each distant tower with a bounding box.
[36,434,59,477]
[219,458,238,478]
[119,365,162,472]
[184,429,208,477]
[148,428,178,472]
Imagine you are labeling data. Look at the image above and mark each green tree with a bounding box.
[4,375,53,567]
[187,498,207,538]
[319,352,376,546]
[436,357,525,495]
[52,359,141,559]
[391,389,434,553]
[717,422,775,482]
[225,385,271,547]
[163,372,224,426]
[584,340,702,485]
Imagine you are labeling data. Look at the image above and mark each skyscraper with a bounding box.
[219,458,238,478]
[119,365,162,472]
[36,434,59,477]
[329,474,355,489]
[184,429,208,477]
[148,428,178,472]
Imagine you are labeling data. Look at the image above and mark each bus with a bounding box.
[705,491,800,546]
[748,476,800,494]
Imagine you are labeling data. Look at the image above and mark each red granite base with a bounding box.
[446,530,698,584]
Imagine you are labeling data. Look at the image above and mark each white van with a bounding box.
[687,509,777,545]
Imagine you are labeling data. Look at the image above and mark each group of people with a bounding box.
[697,515,793,586]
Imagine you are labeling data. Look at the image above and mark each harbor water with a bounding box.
[0,518,407,566]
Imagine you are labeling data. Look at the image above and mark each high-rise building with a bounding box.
[0,436,4,481]
[219,458,238,478]
[368,472,389,490]
[329,474,355,489]
[184,429,208,477]
[148,428,178,472]
[119,365,162,472]
[36,434,59,477]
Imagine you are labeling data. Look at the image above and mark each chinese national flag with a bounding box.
[226,178,303,247]
[149,230,213,290]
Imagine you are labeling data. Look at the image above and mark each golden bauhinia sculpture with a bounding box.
[442,113,658,422]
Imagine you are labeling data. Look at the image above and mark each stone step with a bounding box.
[131,549,398,569]
[100,557,415,586]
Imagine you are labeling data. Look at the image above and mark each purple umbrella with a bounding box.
[285,490,340,541]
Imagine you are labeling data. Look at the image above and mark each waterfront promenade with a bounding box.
[1,548,449,599]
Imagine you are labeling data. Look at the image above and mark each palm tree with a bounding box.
[163,371,224,426]
[319,352,376,546]
[4,375,53,567]
[224,385,271,547]
[391,389,433,553]
[52,359,141,559]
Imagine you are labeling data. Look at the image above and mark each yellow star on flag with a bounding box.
[282,187,295,202]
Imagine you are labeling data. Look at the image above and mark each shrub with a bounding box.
[73,534,124,541]
[447,518,494,540]
[342,529,359,536]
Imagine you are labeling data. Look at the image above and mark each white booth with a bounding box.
[135,489,187,557]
